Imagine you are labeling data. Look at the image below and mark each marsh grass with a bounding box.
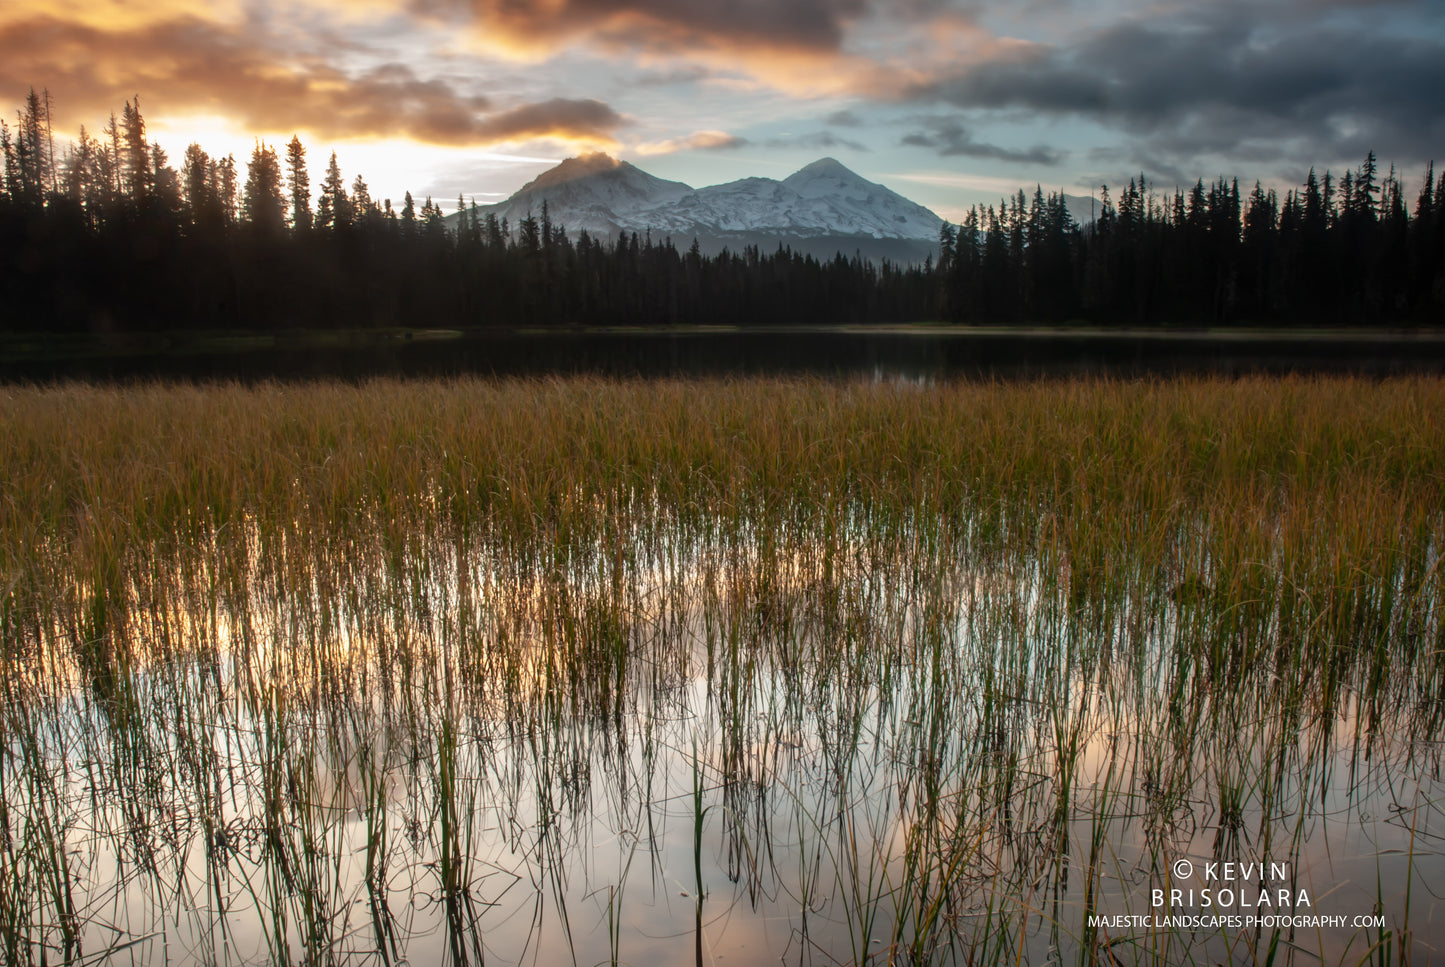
[0,375,1442,965]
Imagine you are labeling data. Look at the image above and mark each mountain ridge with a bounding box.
[451,155,946,264]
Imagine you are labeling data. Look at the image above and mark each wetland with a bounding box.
[1,375,1441,965]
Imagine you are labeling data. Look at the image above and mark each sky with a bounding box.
[3,0,1443,223]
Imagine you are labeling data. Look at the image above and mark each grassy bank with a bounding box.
[4,373,1442,531]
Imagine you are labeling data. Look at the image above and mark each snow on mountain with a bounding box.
[689,177,837,235]
[456,155,946,261]
[780,158,943,239]
[473,152,690,239]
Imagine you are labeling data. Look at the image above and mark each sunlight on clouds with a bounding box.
[888,12,1040,69]
[289,0,410,23]
[0,0,245,29]
[148,112,251,146]
[0,6,626,149]
[144,110,570,211]
[436,1,983,100]
[518,132,618,155]
[463,33,567,65]
[634,130,743,156]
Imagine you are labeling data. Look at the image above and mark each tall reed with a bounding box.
[0,374,1441,965]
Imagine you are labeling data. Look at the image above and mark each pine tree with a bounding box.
[216,154,238,224]
[0,120,14,201]
[351,174,372,221]
[13,88,54,206]
[150,142,181,214]
[61,126,99,211]
[1414,161,1434,220]
[101,112,121,202]
[519,208,540,252]
[1355,150,1379,220]
[401,190,416,238]
[1302,169,1325,234]
[937,222,956,275]
[468,198,483,247]
[182,143,212,226]
[119,97,151,202]
[285,135,311,232]
[41,88,57,195]
[317,151,350,230]
[242,140,285,234]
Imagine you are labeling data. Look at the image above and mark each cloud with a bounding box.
[475,98,624,143]
[901,118,1062,165]
[420,0,871,57]
[891,170,1046,194]
[410,0,1025,100]
[906,3,1445,168]
[630,65,714,87]
[764,131,870,152]
[3,0,1035,132]
[1081,146,1192,191]
[1,0,246,31]
[825,109,863,127]
[634,129,747,155]
[0,15,626,147]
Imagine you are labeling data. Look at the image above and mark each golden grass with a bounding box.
[2,374,1439,536]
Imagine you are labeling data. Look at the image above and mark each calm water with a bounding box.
[6,326,1445,382]
[3,511,1439,965]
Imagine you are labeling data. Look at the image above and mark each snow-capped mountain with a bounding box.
[457,154,945,264]
[490,154,692,237]
[780,158,943,240]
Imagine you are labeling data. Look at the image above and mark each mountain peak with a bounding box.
[521,152,624,192]
[464,153,942,261]
[792,157,851,177]
[783,157,881,202]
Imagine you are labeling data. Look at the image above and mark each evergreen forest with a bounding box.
[3,90,1442,333]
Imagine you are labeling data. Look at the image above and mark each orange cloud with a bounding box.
[0,0,245,31]
[0,15,624,147]
[426,0,870,58]
[410,0,916,97]
[425,0,1035,101]
[633,129,746,156]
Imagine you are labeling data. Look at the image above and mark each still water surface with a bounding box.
[3,510,1439,965]
[6,326,1445,382]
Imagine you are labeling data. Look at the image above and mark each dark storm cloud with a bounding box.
[901,118,1062,165]
[1082,146,1191,191]
[0,15,626,145]
[910,4,1445,165]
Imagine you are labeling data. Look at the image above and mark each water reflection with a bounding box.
[6,327,1445,383]
[1,509,1440,965]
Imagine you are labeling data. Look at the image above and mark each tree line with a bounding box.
[1,89,1441,333]
[938,161,1444,325]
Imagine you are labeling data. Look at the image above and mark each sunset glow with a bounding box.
[3,0,1442,213]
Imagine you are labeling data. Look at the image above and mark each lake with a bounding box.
[4,325,1445,382]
